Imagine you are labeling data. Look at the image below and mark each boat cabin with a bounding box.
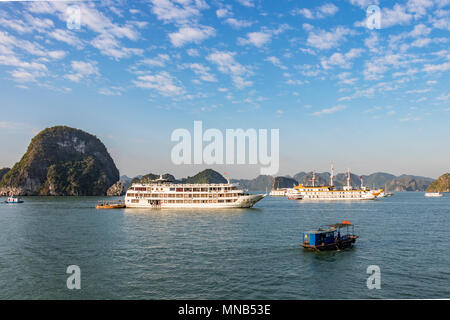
[301,221,357,251]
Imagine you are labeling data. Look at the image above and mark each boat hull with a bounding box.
[125,194,266,209]
[301,236,358,251]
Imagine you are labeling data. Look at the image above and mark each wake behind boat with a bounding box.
[124,175,266,209]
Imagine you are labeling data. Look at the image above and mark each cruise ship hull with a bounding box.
[125,194,266,209]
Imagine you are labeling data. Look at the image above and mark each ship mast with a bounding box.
[360,176,364,189]
[347,168,351,188]
[330,164,334,187]
[311,170,316,187]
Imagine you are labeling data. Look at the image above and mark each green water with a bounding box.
[0,192,449,299]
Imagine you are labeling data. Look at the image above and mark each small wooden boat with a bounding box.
[96,200,126,209]
[5,196,24,204]
[301,221,358,251]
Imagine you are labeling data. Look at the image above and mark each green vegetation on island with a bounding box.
[426,173,450,193]
[184,169,227,184]
[0,126,119,196]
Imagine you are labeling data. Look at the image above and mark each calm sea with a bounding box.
[0,192,449,299]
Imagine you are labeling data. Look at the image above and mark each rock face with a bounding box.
[426,173,450,192]
[0,126,119,196]
[107,181,125,196]
[272,176,298,189]
[0,168,10,181]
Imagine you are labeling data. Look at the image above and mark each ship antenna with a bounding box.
[330,163,334,187]
[347,168,351,188]
[224,172,230,184]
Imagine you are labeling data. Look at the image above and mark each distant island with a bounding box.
[0,126,119,196]
[232,172,435,192]
[426,173,450,193]
[0,125,440,196]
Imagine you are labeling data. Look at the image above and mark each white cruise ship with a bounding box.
[124,175,266,208]
[292,167,382,201]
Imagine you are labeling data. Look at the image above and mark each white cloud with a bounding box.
[348,0,379,8]
[292,3,338,19]
[133,71,184,96]
[423,61,450,72]
[168,25,215,47]
[236,0,254,7]
[312,105,347,116]
[65,61,99,82]
[149,0,208,24]
[225,18,253,29]
[321,48,363,69]
[307,26,355,50]
[91,34,143,59]
[216,7,232,18]
[49,29,84,48]
[207,51,252,89]
[265,56,287,69]
[99,86,125,96]
[382,4,414,28]
[337,72,358,85]
[186,48,200,56]
[141,54,170,67]
[437,93,450,101]
[238,31,272,47]
[184,63,217,82]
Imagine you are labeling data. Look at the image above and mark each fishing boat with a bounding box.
[96,200,126,209]
[5,196,24,204]
[425,192,443,197]
[300,221,358,251]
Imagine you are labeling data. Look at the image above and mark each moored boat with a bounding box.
[96,200,126,209]
[301,221,358,251]
[294,166,377,201]
[5,196,24,204]
[425,192,443,197]
[286,189,304,200]
[125,175,266,209]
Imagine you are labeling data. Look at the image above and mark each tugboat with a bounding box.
[300,221,358,251]
[5,196,24,204]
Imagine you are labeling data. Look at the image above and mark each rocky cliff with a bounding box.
[426,173,450,192]
[0,126,119,196]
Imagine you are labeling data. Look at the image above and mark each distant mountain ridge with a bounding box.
[233,171,434,192]
[123,169,434,192]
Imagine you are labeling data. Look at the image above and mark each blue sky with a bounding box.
[0,0,449,179]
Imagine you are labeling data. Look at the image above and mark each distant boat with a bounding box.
[300,221,358,251]
[96,200,126,209]
[5,196,24,203]
[286,189,304,200]
[425,192,443,197]
[294,167,377,201]
[269,188,287,197]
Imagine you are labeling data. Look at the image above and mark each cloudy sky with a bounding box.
[0,0,449,179]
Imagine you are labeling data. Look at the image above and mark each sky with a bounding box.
[0,0,449,179]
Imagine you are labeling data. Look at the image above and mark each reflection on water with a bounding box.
[0,193,449,299]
